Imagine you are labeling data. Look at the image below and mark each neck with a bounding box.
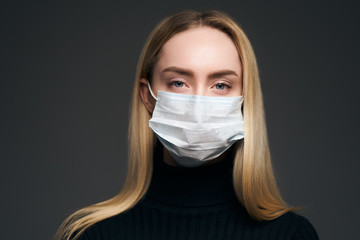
[144,142,239,207]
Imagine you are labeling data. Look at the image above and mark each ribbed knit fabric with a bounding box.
[79,143,319,240]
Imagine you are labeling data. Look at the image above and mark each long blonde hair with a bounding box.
[55,9,294,240]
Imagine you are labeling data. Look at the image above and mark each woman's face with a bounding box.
[140,26,242,112]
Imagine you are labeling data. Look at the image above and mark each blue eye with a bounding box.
[215,83,226,90]
[172,81,184,88]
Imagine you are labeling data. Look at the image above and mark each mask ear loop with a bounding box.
[147,82,158,101]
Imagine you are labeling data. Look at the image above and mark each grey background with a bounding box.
[1,1,359,239]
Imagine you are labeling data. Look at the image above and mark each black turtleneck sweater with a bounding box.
[78,144,319,240]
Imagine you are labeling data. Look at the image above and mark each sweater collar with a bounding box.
[145,142,239,207]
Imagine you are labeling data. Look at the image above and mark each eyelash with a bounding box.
[167,80,232,90]
[213,82,231,90]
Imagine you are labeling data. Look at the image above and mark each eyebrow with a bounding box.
[161,66,240,78]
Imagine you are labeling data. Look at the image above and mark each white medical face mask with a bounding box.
[148,83,245,167]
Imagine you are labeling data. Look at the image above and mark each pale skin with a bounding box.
[139,26,243,167]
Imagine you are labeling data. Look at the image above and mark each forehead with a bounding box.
[155,26,241,74]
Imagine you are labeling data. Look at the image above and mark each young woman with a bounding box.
[56,9,319,240]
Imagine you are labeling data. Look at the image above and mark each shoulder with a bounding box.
[75,209,133,240]
[270,211,319,240]
[74,206,319,240]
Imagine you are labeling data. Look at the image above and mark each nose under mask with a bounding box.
[148,82,245,167]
